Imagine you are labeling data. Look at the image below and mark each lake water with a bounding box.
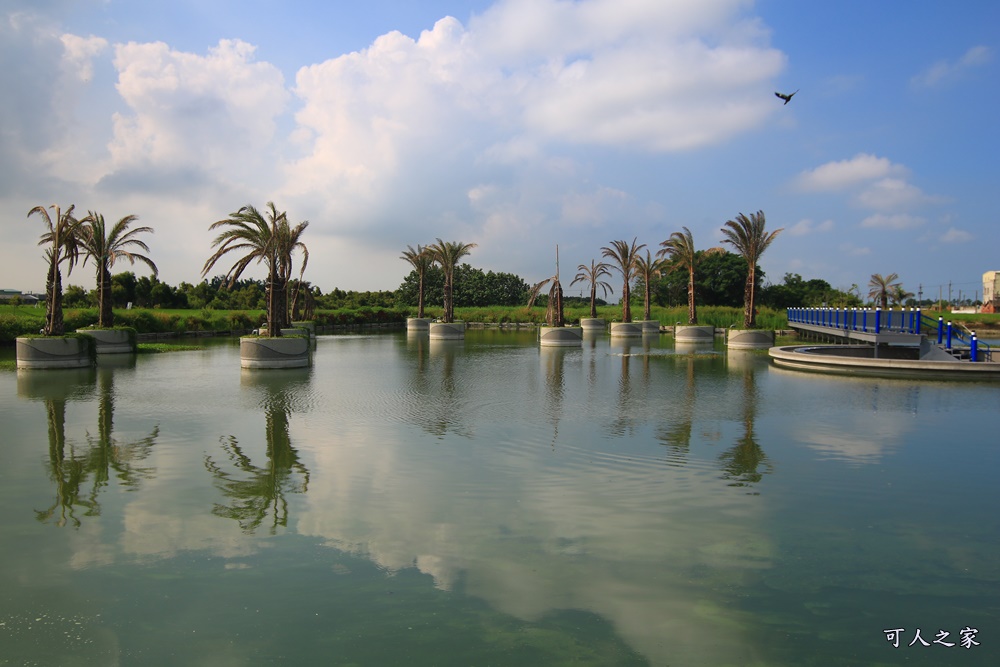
[1,330,997,666]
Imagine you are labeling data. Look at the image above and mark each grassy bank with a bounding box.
[4,303,999,345]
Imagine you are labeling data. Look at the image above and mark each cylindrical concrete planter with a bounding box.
[674,325,716,343]
[428,321,466,340]
[16,336,94,370]
[77,328,135,354]
[635,320,660,334]
[539,326,583,347]
[240,336,311,369]
[258,326,309,337]
[609,321,643,337]
[727,329,775,350]
[406,317,434,332]
[291,321,317,337]
[579,317,606,331]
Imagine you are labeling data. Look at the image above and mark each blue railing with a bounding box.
[786,307,992,362]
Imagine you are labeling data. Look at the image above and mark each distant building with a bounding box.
[983,271,1000,314]
[0,289,41,305]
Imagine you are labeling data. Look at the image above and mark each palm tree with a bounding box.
[203,203,308,336]
[601,238,646,323]
[80,212,158,327]
[633,249,668,321]
[570,259,613,318]
[275,216,309,328]
[427,239,477,323]
[868,273,902,309]
[658,227,721,325]
[400,244,434,318]
[29,204,83,335]
[529,246,568,326]
[721,211,782,328]
[890,284,913,307]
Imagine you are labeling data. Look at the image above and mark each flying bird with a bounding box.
[775,90,799,105]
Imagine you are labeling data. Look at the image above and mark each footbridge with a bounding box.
[786,307,992,362]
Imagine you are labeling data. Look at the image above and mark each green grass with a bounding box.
[5,303,996,346]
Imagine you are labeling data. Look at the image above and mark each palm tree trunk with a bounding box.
[589,284,597,318]
[47,264,65,335]
[443,274,453,323]
[267,264,279,337]
[744,267,756,328]
[643,284,651,320]
[99,267,113,327]
[687,266,697,324]
[622,281,632,322]
[417,273,425,319]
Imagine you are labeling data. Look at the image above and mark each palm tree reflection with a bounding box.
[26,362,159,527]
[541,346,567,446]
[206,370,311,534]
[718,351,771,491]
[658,355,696,456]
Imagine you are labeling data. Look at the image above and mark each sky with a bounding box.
[2,0,997,303]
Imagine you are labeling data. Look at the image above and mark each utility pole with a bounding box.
[918,283,923,305]
[948,281,952,306]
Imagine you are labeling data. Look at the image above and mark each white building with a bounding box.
[984,271,1000,313]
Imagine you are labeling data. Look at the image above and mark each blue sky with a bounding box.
[2,0,997,303]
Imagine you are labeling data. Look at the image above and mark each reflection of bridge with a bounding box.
[786,308,992,362]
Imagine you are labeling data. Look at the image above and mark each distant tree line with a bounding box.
[56,254,864,313]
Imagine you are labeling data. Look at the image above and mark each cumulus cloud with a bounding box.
[794,154,906,192]
[1,0,795,292]
[912,45,992,87]
[787,218,834,236]
[60,33,108,82]
[108,39,289,182]
[855,177,940,210]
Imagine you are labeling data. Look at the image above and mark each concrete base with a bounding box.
[635,320,661,334]
[406,317,434,331]
[727,329,775,350]
[77,328,135,354]
[429,321,466,340]
[240,336,311,369]
[291,321,317,337]
[674,325,715,343]
[16,336,94,369]
[768,345,1000,380]
[579,317,606,331]
[539,326,583,347]
[609,321,643,337]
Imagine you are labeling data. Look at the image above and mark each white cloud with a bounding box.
[912,45,992,87]
[60,33,108,82]
[940,227,973,243]
[794,154,906,192]
[859,213,925,230]
[787,218,834,236]
[109,39,289,178]
[855,177,938,211]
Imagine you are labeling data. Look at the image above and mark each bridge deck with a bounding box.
[788,322,924,346]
